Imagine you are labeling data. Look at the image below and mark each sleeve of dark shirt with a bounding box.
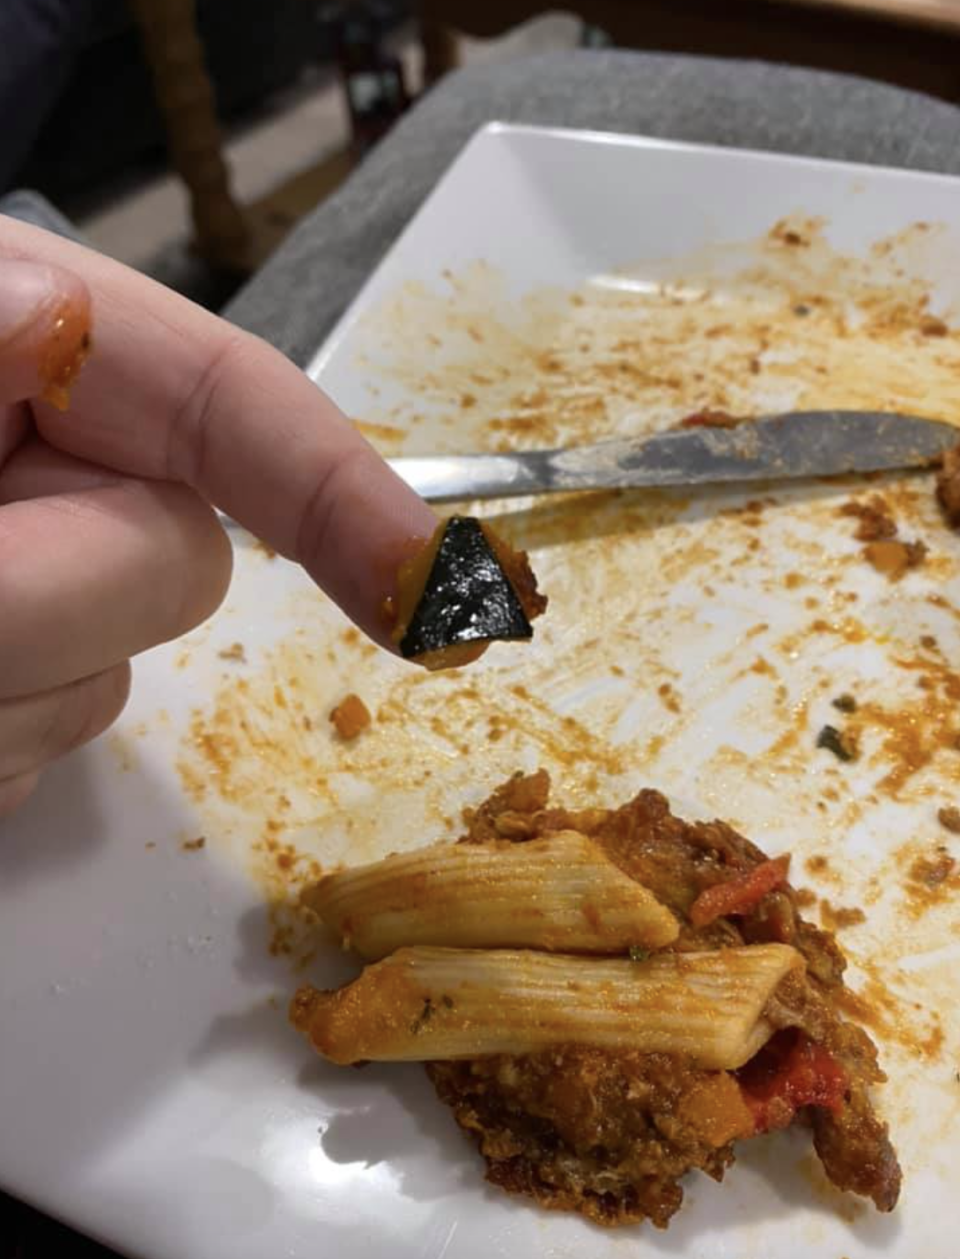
[0,0,98,192]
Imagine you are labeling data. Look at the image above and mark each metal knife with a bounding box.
[386,411,958,503]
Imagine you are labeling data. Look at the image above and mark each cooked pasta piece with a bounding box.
[290,943,803,1070]
[303,831,679,958]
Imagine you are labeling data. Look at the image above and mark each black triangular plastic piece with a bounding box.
[399,516,533,659]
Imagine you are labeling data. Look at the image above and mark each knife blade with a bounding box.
[386,411,958,502]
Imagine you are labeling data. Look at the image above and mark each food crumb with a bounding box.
[145,841,156,851]
[831,693,857,714]
[253,538,277,560]
[749,656,775,676]
[839,495,896,541]
[919,314,949,337]
[657,682,681,713]
[819,899,866,931]
[816,724,859,762]
[936,444,960,528]
[907,847,956,889]
[217,642,246,663]
[863,538,927,580]
[937,806,960,834]
[181,836,206,852]
[678,408,743,429]
[329,693,372,740]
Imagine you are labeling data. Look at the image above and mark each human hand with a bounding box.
[0,218,436,815]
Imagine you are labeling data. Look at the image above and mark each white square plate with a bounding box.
[2,124,960,1259]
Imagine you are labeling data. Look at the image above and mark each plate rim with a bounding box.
[304,118,960,385]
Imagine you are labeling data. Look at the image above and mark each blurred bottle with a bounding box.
[320,0,410,156]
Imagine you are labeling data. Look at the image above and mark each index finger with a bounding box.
[0,217,437,645]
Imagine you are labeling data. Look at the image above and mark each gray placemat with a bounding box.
[224,49,960,367]
[0,188,83,242]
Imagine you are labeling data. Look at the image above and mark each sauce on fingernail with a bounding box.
[39,294,93,410]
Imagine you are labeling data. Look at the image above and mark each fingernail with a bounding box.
[0,259,92,409]
[0,259,62,331]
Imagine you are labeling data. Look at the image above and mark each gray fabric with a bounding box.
[224,49,960,367]
[0,188,83,242]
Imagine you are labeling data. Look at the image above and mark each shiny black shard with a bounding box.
[398,516,533,659]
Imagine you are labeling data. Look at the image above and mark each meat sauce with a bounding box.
[427,772,901,1227]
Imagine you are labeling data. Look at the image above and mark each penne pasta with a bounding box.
[290,943,804,1070]
[303,831,679,958]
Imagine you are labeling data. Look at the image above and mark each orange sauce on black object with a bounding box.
[388,517,546,671]
[390,525,444,639]
[389,524,484,670]
[481,522,548,624]
[38,293,93,410]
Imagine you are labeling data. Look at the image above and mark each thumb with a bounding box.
[0,258,91,408]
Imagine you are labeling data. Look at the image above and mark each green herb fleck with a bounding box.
[628,946,650,963]
[410,997,434,1034]
[440,994,455,1009]
[816,724,858,762]
[831,694,857,714]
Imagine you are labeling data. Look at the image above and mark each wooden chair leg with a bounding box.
[127,0,252,272]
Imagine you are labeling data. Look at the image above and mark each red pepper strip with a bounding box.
[737,1029,849,1134]
[689,855,790,928]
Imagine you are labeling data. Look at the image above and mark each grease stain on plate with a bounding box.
[348,217,960,456]
[177,217,960,1136]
